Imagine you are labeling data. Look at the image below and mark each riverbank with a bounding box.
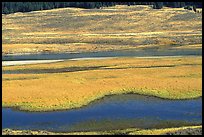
[2,56,202,112]
[2,125,202,135]
[3,93,201,132]
[3,55,198,66]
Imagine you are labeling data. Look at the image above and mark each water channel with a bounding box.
[2,49,202,61]
[2,94,202,132]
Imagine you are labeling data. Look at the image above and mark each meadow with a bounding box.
[2,56,202,111]
[2,5,202,55]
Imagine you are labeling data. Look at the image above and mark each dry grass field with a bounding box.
[2,56,202,111]
[2,5,202,55]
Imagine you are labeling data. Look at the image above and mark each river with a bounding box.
[2,94,202,132]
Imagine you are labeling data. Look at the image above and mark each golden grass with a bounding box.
[128,125,202,135]
[2,43,137,54]
[2,56,202,111]
[172,44,202,49]
[2,125,202,135]
[2,5,202,55]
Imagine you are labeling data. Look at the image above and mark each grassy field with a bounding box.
[2,56,202,111]
[2,5,202,55]
[2,125,202,135]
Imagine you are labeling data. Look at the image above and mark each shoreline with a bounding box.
[2,125,202,135]
[2,55,201,66]
[2,60,64,66]
[2,92,202,113]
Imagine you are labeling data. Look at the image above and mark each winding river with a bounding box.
[2,94,202,132]
[2,50,202,132]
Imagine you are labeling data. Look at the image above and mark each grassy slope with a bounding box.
[2,5,202,55]
[2,56,202,111]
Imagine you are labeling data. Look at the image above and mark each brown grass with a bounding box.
[2,5,202,55]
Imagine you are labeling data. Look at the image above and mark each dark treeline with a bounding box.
[2,2,202,14]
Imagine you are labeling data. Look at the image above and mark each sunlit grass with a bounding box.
[2,125,202,135]
[128,125,202,135]
[2,56,202,111]
[2,5,202,55]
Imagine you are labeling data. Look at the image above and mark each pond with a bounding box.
[2,49,202,61]
[2,94,202,132]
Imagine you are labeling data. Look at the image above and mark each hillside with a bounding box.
[2,5,202,55]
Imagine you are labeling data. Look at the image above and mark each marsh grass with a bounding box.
[2,125,202,135]
[2,57,202,111]
[2,66,107,74]
[2,77,40,81]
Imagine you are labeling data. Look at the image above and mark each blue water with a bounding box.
[2,94,202,132]
[2,49,202,61]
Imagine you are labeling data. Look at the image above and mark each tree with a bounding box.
[2,2,202,14]
[179,2,186,8]
[193,5,197,12]
[153,2,163,9]
[3,7,9,14]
